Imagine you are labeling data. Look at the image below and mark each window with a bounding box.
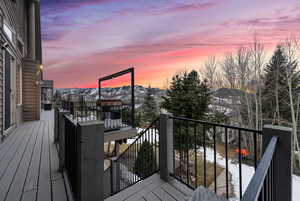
[16,66,22,105]
[3,23,13,41]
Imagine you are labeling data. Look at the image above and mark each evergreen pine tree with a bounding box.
[262,46,300,124]
[141,86,159,125]
[161,70,211,119]
[133,141,157,178]
[161,70,211,150]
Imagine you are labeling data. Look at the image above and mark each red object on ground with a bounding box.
[235,148,249,156]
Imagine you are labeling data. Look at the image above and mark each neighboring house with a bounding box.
[0,0,42,137]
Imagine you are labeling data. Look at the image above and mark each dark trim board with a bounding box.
[4,50,11,131]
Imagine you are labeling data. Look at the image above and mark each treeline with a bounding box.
[138,36,300,170]
[199,37,300,169]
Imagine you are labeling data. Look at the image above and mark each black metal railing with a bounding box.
[64,115,79,198]
[60,99,134,131]
[170,116,263,200]
[241,136,277,201]
[61,100,70,110]
[101,103,133,130]
[120,104,134,128]
[111,118,160,195]
[69,101,99,122]
[104,167,112,199]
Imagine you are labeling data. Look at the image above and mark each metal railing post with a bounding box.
[77,120,104,201]
[58,110,69,171]
[110,157,120,194]
[159,113,173,182]
[262,125,292,201]
[114,140,120,157]
[54,108,59,143]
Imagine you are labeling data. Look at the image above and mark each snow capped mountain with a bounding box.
[55,85,166,106]
[55,87,245,114]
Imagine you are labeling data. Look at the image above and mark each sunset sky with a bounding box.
[41,0,300,88]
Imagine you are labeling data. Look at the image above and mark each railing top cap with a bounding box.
[78,120,104,127]
[263,124,292,133]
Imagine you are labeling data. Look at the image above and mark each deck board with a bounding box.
[37,121,52,201]
[0,124,21,154]
[0,111,68,201]
[0,123,33,201]
[5,122,40,201]
[143,192,161,201]
[152,187,177,201]
[0,123,31,179]
[23,120,44,193]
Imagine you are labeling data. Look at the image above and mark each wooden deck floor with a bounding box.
[0,110,68,201]
[105,174,194,201]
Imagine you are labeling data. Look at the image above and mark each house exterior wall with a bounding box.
[0,0,43,136]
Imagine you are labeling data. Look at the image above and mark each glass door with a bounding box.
[4,50,11,130]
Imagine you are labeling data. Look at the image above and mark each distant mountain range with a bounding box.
[55,86,248,112]
[55,86,166,107]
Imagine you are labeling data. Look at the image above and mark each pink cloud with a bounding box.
[42,0,300,88]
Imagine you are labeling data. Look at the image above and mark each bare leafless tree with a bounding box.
[250,36,265,130]
[200,56,218,89]
[222,53,237,89]
[282,36,300,169]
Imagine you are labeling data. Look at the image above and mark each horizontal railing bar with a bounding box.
[98,67,134,82]
[64,114,78,126]
[241,136,278,201]
[104,166,111,174]
[170,116,262,134]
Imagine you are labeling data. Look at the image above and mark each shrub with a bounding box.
[133,141,157,178]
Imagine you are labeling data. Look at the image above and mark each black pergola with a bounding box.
[98,67,135,127]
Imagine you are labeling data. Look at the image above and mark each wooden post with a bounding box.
[77,120,104,201]
[159,113,173,182]
[262,125,292,201]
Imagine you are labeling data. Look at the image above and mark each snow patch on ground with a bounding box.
[197,147,253,200]
[199,147,300,201]
[293,174,300,201]
[116,127,300,201]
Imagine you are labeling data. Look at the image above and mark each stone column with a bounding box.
[28,0,36,59]
[262,125,292,201]
[77,120,104,201]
